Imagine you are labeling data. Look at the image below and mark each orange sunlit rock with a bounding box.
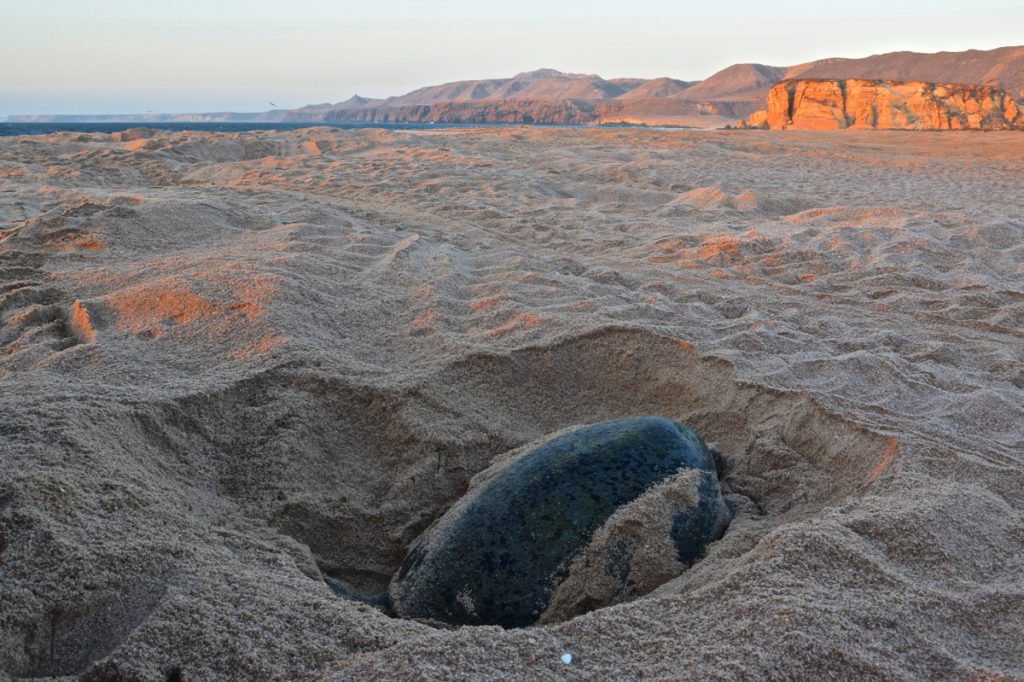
[752,79,1024,130]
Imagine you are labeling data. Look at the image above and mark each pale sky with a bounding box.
[2,0,1022,116]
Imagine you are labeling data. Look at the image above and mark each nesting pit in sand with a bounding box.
[6,328,897,678]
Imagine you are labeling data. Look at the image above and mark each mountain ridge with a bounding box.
[9,45,1023,127]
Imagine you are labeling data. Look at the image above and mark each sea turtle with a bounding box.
[388,416,733,627]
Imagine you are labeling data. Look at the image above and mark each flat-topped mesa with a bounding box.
[746,79,1024,130]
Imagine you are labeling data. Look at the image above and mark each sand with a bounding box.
[0,126,1021,680]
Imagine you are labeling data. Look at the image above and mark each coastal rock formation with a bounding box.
[325,98,602,125]
[316,67,761,126]
[321,97,756,127]
[748,79,1024,130]
[11,46,1024,128]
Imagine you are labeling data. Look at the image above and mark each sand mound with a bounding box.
[0,325,898,677]
[1,127,1021,679]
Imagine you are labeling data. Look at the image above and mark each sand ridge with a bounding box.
[0,127,1022,679]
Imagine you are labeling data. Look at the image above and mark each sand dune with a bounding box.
[0,127,1022,679]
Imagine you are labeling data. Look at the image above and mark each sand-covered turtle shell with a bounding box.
[388,416,733,627]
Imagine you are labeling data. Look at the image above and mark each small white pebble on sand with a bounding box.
[561,653,572,665]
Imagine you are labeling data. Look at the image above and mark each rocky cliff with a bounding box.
[747,79,1024,130]
[321,98,757,127]
[324,99,598,125]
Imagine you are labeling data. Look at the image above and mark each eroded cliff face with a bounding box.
[319,98,756,127]
[747,79,1024,130]
[321,99,602,125]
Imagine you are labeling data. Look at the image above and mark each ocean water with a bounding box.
[0,121,587,137]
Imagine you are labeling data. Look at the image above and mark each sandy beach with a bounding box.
[1,126,1022,679]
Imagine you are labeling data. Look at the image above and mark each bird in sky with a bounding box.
[268,101,277,107]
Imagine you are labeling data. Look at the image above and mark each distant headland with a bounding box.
[9,45,1024,130]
